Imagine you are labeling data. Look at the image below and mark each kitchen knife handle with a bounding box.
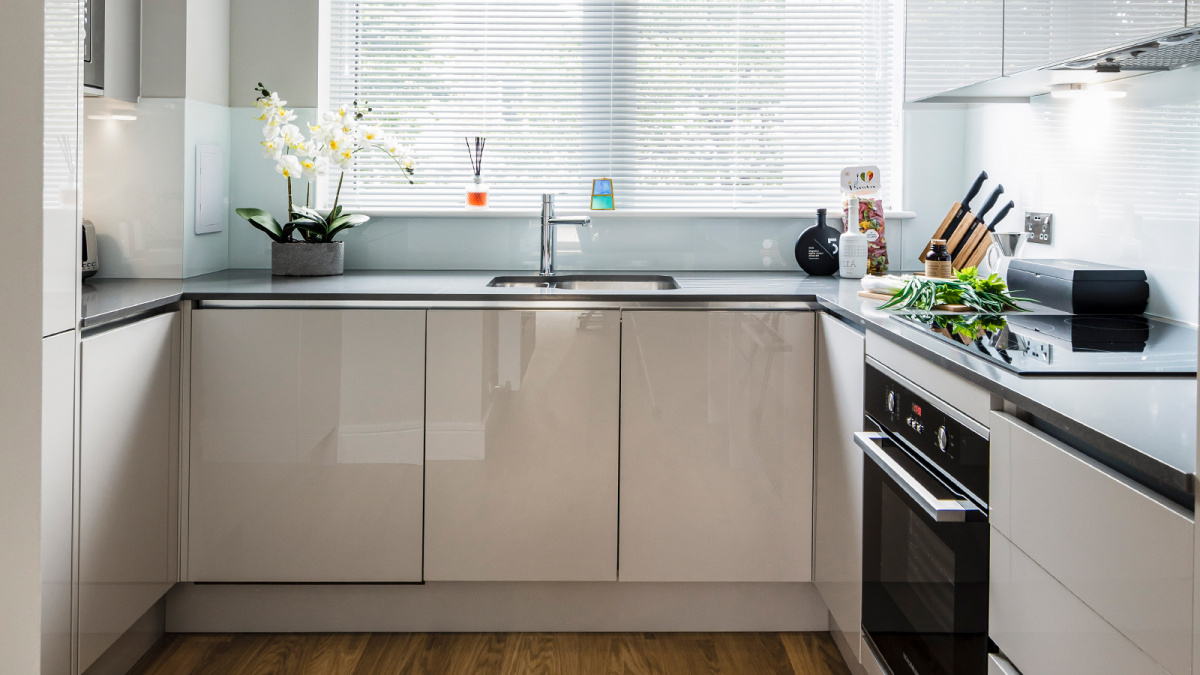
[989,200,1015,230]
[976,185,1005,221]
[963,171,988,209]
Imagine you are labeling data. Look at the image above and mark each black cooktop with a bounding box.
[893,313,1198,376]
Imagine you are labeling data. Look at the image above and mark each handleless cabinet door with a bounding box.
[1191,0,1200,25]
[189,309,426,582]
[991,411,1193,675]
[424,310,620,581]
[905,0,1003,101]
[990,528,1171,675]
[619,311,815,582]
[79,312,179,672]
[1005,0,1183,75]
[813,313,865,661]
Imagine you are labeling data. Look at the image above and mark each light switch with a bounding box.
[195,145,224,235]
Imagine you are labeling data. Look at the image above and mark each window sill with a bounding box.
[349,208,917,220]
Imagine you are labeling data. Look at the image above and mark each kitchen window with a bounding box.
[326,0,901,211]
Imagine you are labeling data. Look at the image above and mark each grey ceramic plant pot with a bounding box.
[271,241,344,276]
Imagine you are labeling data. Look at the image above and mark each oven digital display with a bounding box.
[912,403,922,417]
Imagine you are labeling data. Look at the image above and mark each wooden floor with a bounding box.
[128,632,852,675]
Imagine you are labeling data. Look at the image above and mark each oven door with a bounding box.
[857,431,989,675]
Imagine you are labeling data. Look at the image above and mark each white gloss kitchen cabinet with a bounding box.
[424,310,620,581]
[188,309,425,582]
[1003,0,1183,75]
[619,311,815,582]
[813,313,865,662]
[79,312,180,671]
[990,411,1194,675]
[904,0,1003,101]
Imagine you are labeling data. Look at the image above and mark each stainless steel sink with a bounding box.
[488,274,679,291]
[487,276,552,288]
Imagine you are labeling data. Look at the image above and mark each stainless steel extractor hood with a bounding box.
[1057,27,1200,72]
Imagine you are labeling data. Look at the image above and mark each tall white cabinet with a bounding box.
[813,313,866,661]
[188,309,426,582]
[618,311,815,582]
[423,309,621,581]
[79,312,180,672]
[41,332,76,675]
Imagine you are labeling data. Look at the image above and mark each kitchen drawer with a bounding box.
[865,333,994,425]
[990,528,1170,675]
[990,412,1192,675]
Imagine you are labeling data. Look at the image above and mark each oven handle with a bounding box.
[855,431,979,523]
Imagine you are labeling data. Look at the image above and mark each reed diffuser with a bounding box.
[465,136,488,208]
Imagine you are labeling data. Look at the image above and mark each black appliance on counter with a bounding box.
[858,360,991,675]
[1007,259,1149,314]
[892,312,1197,376]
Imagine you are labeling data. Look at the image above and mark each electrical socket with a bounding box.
[1025,212,1053,245]
[1015,335,1052,364]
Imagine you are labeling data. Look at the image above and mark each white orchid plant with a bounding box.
[236,83,414,244]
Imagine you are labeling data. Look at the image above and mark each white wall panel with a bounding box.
[963,66,1200,324]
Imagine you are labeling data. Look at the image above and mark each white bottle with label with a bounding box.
[839,197,868,279]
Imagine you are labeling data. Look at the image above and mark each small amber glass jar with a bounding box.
[466,174,489,208]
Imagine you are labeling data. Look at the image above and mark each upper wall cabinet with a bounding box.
[905,0,1004,102]
[1004,0,1184,75]
[84,0,140,101]
[1191,0,1200,26]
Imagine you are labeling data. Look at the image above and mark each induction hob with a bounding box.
[893,313,1198,376]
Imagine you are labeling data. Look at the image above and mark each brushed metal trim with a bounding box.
[195,299,822,311]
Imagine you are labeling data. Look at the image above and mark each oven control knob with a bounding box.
[886,391,897,413]
[937,426,948,451]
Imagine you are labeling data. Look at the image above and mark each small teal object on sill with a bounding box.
[591,178,614,210]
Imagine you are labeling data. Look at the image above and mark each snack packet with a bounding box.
[840,166,889,275]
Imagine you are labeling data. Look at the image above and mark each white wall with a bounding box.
[84,0,232,278]
[961,67,1200,324]
[901,105,967,269]
[229,0,319,107]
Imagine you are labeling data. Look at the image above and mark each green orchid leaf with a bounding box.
[328,213,370,229]
[290,205,326,224]
[236,207,286,242]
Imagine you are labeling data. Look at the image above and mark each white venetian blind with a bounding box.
[327,0,900,210]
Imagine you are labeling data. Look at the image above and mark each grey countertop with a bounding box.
[83,269,1197,504]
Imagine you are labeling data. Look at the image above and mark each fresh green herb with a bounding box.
[879,267,1033,313]
[911,312,1010,342]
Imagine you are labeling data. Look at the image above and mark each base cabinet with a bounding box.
[79,312,179,671]
[813,313,865,661]
[990,528,1170,675]
[188,309,425,582]
[618,311,815,582]
[423,310,620,581]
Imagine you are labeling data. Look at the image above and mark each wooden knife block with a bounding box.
[920,202,992,271]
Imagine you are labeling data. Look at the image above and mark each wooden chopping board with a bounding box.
[857,290,974,312]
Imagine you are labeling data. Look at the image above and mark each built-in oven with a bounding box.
[858,359,990,675]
